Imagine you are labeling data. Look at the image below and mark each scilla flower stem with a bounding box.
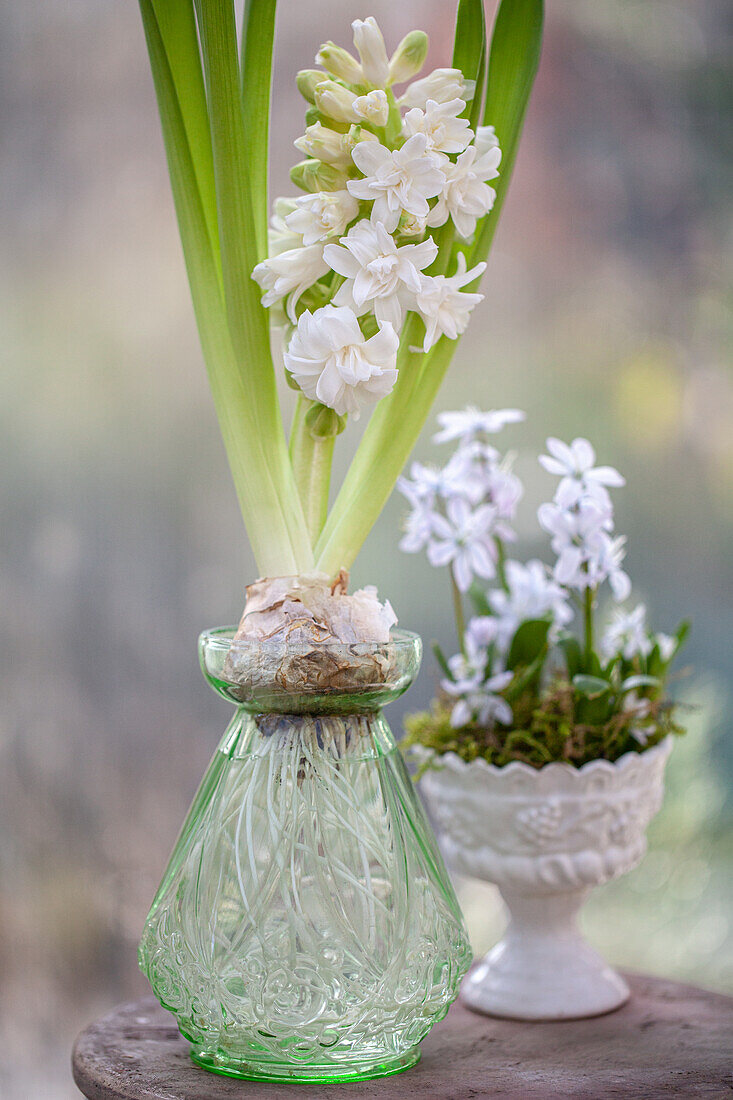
[452,573,467,656]
[583,585,595,668]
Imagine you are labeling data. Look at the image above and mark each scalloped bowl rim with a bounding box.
[416,734,673,783]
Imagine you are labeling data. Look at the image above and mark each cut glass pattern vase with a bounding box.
[139,627,470,1083]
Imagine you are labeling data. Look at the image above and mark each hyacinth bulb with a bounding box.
[139,628,470,1083]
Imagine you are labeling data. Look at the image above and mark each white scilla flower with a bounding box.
[398,502,435,554]
[324,219,437,329]
[464,616,500,665]
[348,133,446,232]
[489,559,572,650]
[352,17,390,87]
[284,190,359,247]
[427,144,501,239]
[399,68,475,109]
[426,496,498,592]
[656,632,677,662]
[540,437,625,508]
[416,253,486,351]
[601,604,652,662]
[284,305,399,418]
[398,455,472,511]
[433,406,525,444]
[252,243,329,323]
[403,98,473,155]
[443,668,513,728]
[474,125,499,156]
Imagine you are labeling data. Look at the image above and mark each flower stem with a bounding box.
[495,537,509,592]
[583,586,595,668]
[451,573,467,656]
[290,396,335,548]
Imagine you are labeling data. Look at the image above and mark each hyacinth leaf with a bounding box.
[315,2,544,576]
[240,0,277,262]
[470,0,544,271]
[452,0,486,129]
[140,0,312,574]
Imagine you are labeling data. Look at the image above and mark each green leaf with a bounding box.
[432,642,453,681]
[621,674,660,692]
[140,0,312,573]
[506,618,551,671]
[558,633,582,679]
[573,674,611,699]
[470,0,544,272]
[240,0,277,262]
[452,0,487,128]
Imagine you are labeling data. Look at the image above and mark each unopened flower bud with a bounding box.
[352,17,390,87]
[290,158,348,194]
[314,80,360,124]
[316,42,363,85]
[296,69,326,104]
[397,211,428,238]
[388,30,429,85]
[295,122,353,166]
[353,90,389,127]
[305,401,347,438]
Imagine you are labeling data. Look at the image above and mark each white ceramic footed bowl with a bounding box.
[419,737,673,1021]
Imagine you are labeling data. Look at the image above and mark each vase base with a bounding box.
[461,939,630,1021]
[190,1045,421,1083]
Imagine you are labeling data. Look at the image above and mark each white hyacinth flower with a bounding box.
[284,305,399,418]
[427,496,498,591]
[474,124,500,156]
[295,121,377,167]
[399,67,475,109]
[433,406,525,444]
[252,243,329,323]
[403,98,473,155]
[348,133,446,233]
[284,191,359,247]
[601,604,652,662]
[324,220,437,329]
[314,82,389,128]
[416,253,486,351]
[352,17,390,87]
[268,198,302,256]
[428,144,502,239]
[353,90,390,127]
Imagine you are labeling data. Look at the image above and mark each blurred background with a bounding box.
[1,1,731,1096]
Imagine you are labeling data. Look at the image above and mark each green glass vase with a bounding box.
[139,627,470,1083]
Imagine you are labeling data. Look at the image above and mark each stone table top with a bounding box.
[72,973,733,1099]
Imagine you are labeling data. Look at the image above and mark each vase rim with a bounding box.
[199,627,422,712]
[200,625,421,655]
